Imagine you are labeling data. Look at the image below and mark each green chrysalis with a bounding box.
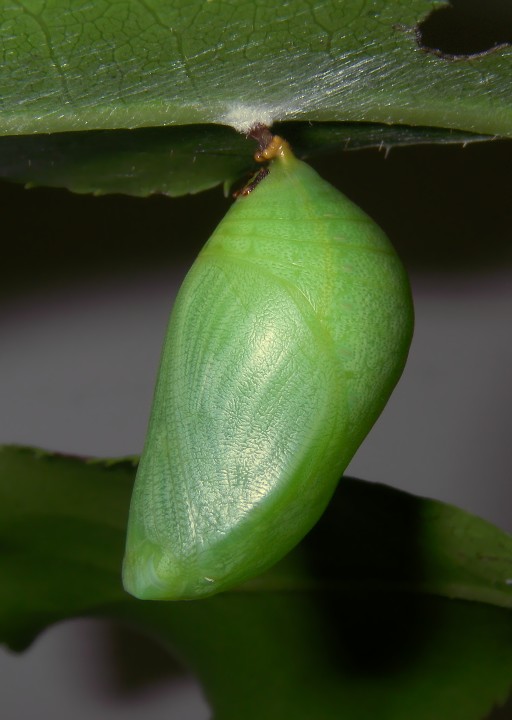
[123,136,414,601]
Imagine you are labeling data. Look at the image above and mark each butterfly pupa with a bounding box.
[123,135,414,600]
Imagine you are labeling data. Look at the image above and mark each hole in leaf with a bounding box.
[418,0,512,58]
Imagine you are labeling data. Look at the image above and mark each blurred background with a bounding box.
[1,0,512,714]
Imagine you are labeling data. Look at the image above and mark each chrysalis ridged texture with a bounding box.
[123,146,414,600]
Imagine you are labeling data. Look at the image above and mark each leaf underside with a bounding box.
[0,122,495,198]
[0,445,511,720]
[1,0,511,137]
[0,0,511,196]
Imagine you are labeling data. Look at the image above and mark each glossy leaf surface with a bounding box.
[0,0,511,137]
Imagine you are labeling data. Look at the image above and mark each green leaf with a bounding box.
[0,122,491,198]
[125,594,512,720]
[1,0,511,137]
[0,447,132,650]
[0,445,511,718]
